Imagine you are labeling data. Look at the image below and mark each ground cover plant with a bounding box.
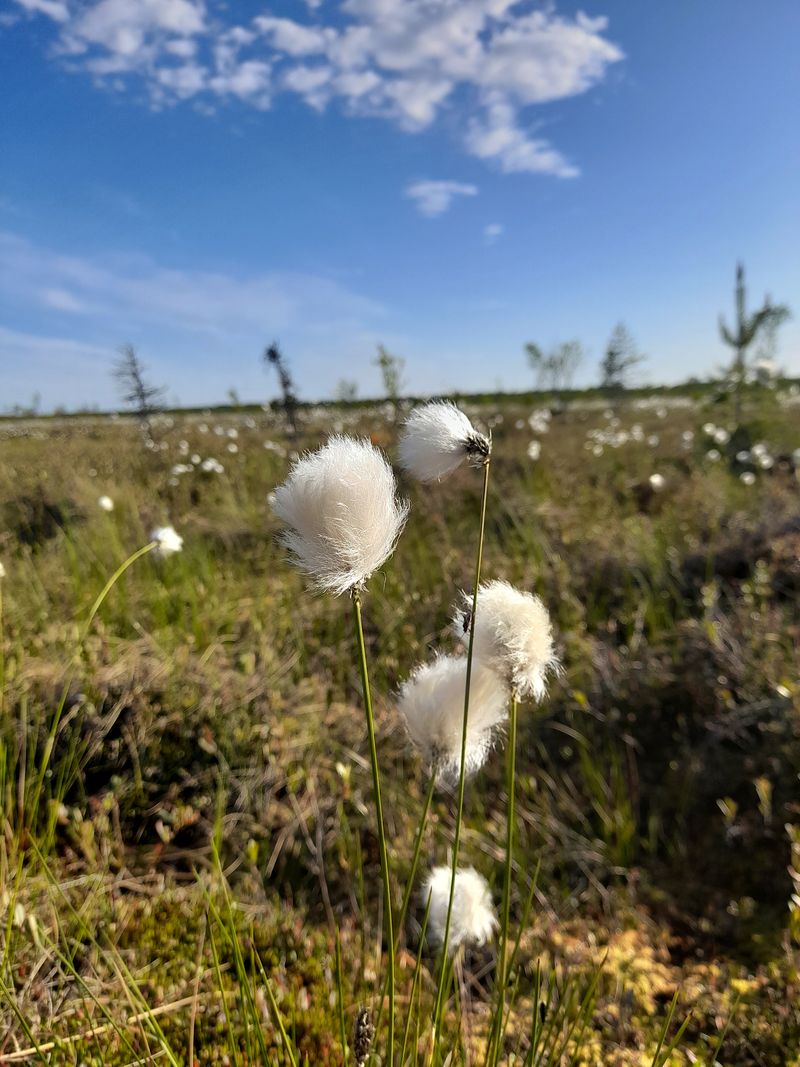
[1,381,800,1064]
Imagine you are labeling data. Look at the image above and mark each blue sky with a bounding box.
[1,0,799,410]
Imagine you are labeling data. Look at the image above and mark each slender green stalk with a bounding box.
[373,770,436,1038]
[352,588,395,1067]
[335,931,349,1064]
[430,456,492,1061]
[489,689,518,1067]
[27,540,158,834]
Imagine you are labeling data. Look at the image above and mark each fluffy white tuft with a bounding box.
[397,654,508,782]
[270,435,409,595]
[422,866,498,953]
[151,525,183,557]
[398,402,490,482]
[98,495,114,512]
[0,561,5,579]
[454,580,558,701]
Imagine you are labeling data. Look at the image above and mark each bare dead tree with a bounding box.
[263,341,299,436]
[113,343,166,419]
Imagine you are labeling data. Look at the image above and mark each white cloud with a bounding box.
[40,286,86,312]
[405,180,478,218]
[483,223,504,244]
[465,99,578,176]
[14,0,623,176]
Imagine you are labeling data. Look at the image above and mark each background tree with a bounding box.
[263,341,299,436]
[719,262,790,421]
[600,322,645,393]
[373,344,406,408]
[335,378,359,403]
[113,343,166,419]
[525,340,584,402]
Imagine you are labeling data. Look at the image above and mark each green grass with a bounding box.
[1,386,800,1063]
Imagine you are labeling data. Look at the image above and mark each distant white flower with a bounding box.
[515,419,525,430]
[752,442,768,458]
[758,454,774,470]
[453,580,558,701]
[398,655,508,781]
[191,453,201,465]
[201,457,224,474]
[682,430,694,444]
[98,495,114,512]
[649,473,666,492]
[151,525,183,557]
[702,423,716,436]
[227,442,239,454]
[592,444,603,457]
[0,561,5,579]
[740,471,756,485]
[270,435,408,595]
[706,449,721,462]
[171,463,192,476]
[647,434,660,447]
[526,440,541,461]
[713,428,730,445]
[422,867,498,953]
[736,450,751,463]
[398,402,490,482]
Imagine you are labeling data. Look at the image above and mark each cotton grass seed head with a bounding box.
[98,495,114,512]
[398,654,508,782]
[270,435,408,596]
[151,525,183,557]
[422,866,498,953]
[454,580,558,701]
[398,401,490,482]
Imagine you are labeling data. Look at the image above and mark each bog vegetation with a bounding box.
[1,368,800,1064]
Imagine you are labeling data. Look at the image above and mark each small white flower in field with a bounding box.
[214,425,224,436]
[682,430,694,444]
[656,406,667,419]
[227,442,239,454]
[398,402,490,482]
[752,442,768,458]
[201,457,224,474]
[88,467,97,478]
[515,419,525,430]
[191,453,201,465]
[793,447,800,465]
[740,471,756,485]
[649,473,665,492]
[422,866,498,952]
[178,439,189,455]
[702,422,716,436]
[647,434,659,447]
[526,440,541,461]
[151,525,183,556]
[171,463,192,476]
[227,428,238,439]
[0,561,5,579]
[454,580,558,701]
[736,450,751,463]
[271,435,408,595]
[398,655,508,781]
[758,454,774,470]
[713,427,730,445]
[592,444,603,457]
[199,423,209,433]
[706,449,721,462]
[98,495,114,512]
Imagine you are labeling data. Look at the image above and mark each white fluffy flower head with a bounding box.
[422,867,498,953]
[0,561,5,579]
[454,580,558,701]
[151,525,183,557]
[98,495,114,512]
[270,435,408,596]
[398,655,508,782]
[398,402,490,482]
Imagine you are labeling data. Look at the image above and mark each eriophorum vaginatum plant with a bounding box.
[270,434,408,1064]
[423,866,498,954]
[398,401,490,482]
[270,435,408,595]
[398,654,508,783]
[453,579,559,1059]
[397,402,494,1043]
[452,580,559,702]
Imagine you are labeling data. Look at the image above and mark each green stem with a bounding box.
[373,770,436,1038]
[351,588,394,1067]
[28,541,158,836]
[490,689,518,1067]
[430,457,491,1061]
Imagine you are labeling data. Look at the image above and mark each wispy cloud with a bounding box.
[405,180,478,218]
[483,223,504,245]
[0,230,388,408]
[11,0,623,176]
